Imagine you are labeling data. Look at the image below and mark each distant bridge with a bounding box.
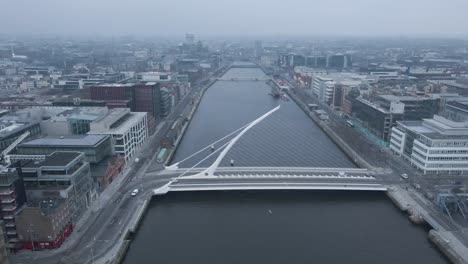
[230,64,260,68]
[216,77,270,81]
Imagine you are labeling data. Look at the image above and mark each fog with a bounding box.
[2,0,468,37]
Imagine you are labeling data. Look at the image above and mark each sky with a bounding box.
[2,0,468,37]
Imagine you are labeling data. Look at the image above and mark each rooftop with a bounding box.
[399,117,468,140]
[93,83,135,87]
[20,135,108,147]
[89,108,146,134]
[447,101,468,112]
[379,94,435,102]
[27,198,66,216]
[22,151,81,168]
[440,81,468,90]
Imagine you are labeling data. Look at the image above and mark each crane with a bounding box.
[0,131,30,166]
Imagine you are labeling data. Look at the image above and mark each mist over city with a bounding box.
[2,0,468,37]
[1,1,468,264]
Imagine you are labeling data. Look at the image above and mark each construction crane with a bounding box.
[0,131,30,166]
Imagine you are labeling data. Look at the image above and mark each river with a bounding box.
[123,65,448,264]
[172,66,355,168]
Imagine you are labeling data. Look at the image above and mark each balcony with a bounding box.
[6,230,17,235]
[4,222,15,228]
[2,213,14,219]
[0,197,15,203]
[1,205,17,212]
[0,189,14,195]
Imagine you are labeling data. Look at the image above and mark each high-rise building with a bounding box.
[312,75,336,105]
[185,33,195,45]
[0,221,11,264]
[134,82,161,118]
[254,40,263,58]
[0,167,27,248]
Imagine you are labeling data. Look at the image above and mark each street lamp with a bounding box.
[28,224,35,251]
[87,236,97,264]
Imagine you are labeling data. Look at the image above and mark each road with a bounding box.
[12,69,220,264]
[13,63,468,263]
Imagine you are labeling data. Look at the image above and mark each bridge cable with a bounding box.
[177,139,233,178]
[171,122,252,167]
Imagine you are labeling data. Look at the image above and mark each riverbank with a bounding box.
[164,65,231,165]
[387,187,468,263]
[279,81,468,263]
[164,78,217,165]
[281,85,373,169]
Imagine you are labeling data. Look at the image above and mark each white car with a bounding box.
[400,173,409,179]
[131,189,139,196]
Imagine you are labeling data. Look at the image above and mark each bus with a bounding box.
[346,120,355,128]
[156,148,168,163]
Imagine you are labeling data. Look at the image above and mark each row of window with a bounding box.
[427,156,468,161]
[428,150,468,155]
[431,141,468,147]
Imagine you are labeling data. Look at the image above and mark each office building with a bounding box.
[134,82,161,117]
[353,95,440,141]
[39,107,107,136]
[390,115,468,175]
[90,83,136,109]
[15,199,73,250]
[254,40,263,58]
[443,101,468,122]
[90,82,164,119]
[88,108,148,161]
[17,135,112,164]
[312,75,336,105]
[20,152,94,220]
[159,87,173,117]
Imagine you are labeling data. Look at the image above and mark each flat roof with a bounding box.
[20,135,108,147]
[93,83,135,87]
[22,152,81,168]
[399,120,468,140]
[89,112,146,134]
[441,81,468,90]
[379,94,435,102]
[447,101,468,112]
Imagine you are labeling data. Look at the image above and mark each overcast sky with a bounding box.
[2,0,468,37]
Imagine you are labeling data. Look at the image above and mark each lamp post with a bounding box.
[28,224,35,251]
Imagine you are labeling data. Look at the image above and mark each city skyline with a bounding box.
[2,0,468,37]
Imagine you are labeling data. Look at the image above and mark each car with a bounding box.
[413,183,421,189]
[131,189,139,196]
[400,173,409,179]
